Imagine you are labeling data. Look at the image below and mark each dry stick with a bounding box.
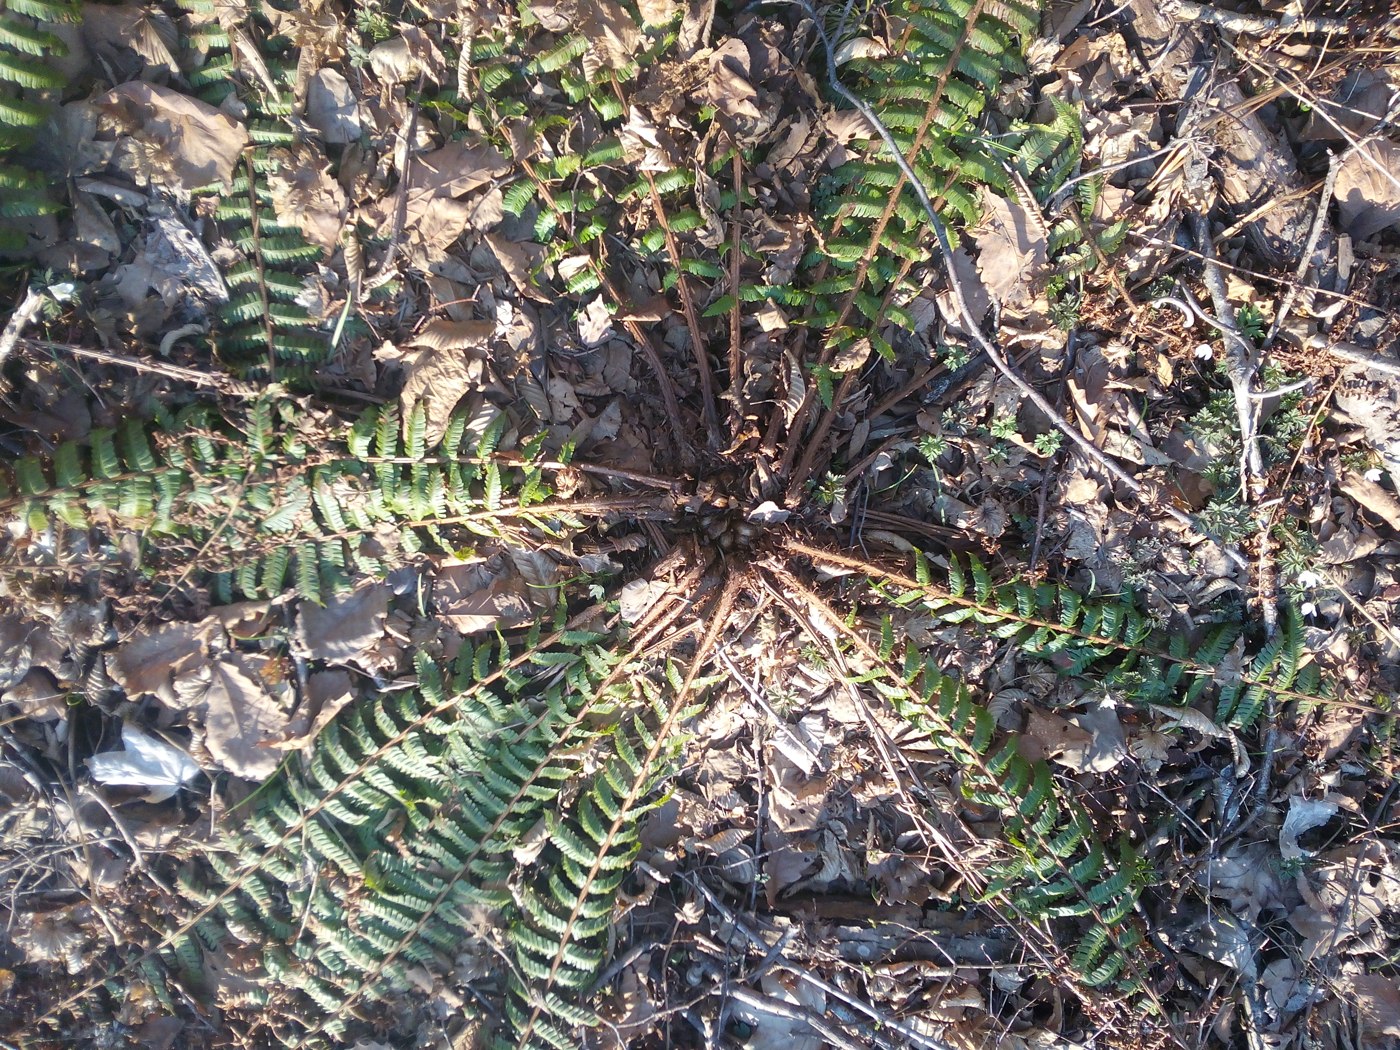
[0,286,44,374]
[644,171,722,448]
[21,338,242,392]
[1177,0,1350,37]
[728,150,746,444]
[799,5,1248,570]
[1266,152,1341,349]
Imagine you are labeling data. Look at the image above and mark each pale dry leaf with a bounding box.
[1348,973,1400,1037]
[89,724,202,803]
[272,670,355,751]
[636,0,679,25]
[293,581,390,663]
[577,0,643,69]
[305,68,361,144]
[187,654,293,780]
[95,82,249,192]
[1280,797,1339,863]
[1056,705,1127,773]
[266,143,346,250]
[1336,140,1400,241]
[81,3,179,75]
[578,296,614,346]
[408,318,494,353]
[368,27,445,84]
[974,194,1049,316]
[619,578,668,624]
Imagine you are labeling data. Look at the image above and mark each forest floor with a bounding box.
[2,0,1400,1048]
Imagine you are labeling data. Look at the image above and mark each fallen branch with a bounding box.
[1177,0,1351,36]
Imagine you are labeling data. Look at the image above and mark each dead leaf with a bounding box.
[1348,972,1400,1037]
[196,654,293,780]
[109,620,221,706]
[410,142,510,199]
[1336,140,1400,241]
[1018,709,1093,764]
[398,327,490,447]
[88,723,202,803]
[706,38,761,123]
[974,194,1049,317]
[368,27,445,84]
[95,82,249,192]
[266,144,346,251]
[81,3,179,77]
[1280,797,1339,863]
[577,0,643,69]
[305,68,361,145]
[293,582,389,663]
[272,670,356,751]
[433,558,538,634]
[578,297,614,346]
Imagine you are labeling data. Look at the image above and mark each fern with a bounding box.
[176,0,335,378]
[0,0,78,250]
[0,399,554,604]
[807,0,1041,356]
[154,629,679,1048]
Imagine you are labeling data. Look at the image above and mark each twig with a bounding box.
[797,1,1248,569]
[1267,152,1341,348]
[21,338,244,392]
[1176,0,1350,36]
[0,287,45,375]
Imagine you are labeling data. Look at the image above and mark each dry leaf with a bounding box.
[305,68,361,144]
[109,620,220,706]
[266,144,346,251]
[433,559,537,634]
[293,582,390,663]
[706,38,761,123]
[196,654,293,780]
[578,297,614,346]
[974,194,1049,316]
[398,335,489,448]
[577,0,644,69]
[1336,140,1400,241]
[95,82,248,192]
[89,724,202,803]
[368,27,445,84]
[410,142,510,199]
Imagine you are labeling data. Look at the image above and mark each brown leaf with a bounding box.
[109,620,221,706]
[173,653,293,780]
[1336,140,1400,241]
[95,82,248,192]
[293,581,389,663]
[265,144,346,251]
[706,38,762,123]
[305,68,361,144]
[410,141,510,198]
[578,0,644,69]
[398,330,489,447]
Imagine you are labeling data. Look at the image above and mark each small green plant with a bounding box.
[1033,430,1063,457]
[1235,302,1266,344]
